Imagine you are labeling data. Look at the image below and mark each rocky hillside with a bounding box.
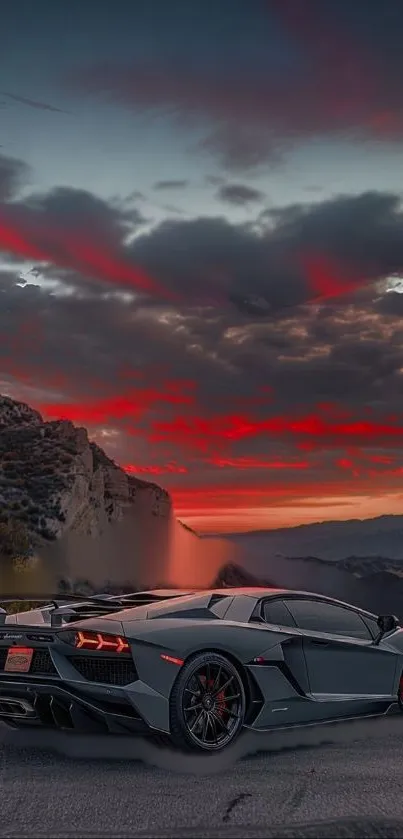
[0,394,171,546]
[212,562,274,588]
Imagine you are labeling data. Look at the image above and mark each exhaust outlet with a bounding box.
[0,697,37,718]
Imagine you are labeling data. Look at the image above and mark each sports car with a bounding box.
[0,587,402,753]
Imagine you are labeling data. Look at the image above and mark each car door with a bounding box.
[283,597,397,700]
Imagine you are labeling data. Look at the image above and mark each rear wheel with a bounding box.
[169,651,246,752]
[398,674,403,710]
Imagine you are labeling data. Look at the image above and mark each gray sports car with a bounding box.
[0,587,402,753]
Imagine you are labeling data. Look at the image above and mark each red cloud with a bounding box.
[39,381,196,427]
[300,253,366,300]
[149,409,403,454]
[123,463,188,475]
[0,211,173,298]
[335,451,403,479]
[207,457,310,470]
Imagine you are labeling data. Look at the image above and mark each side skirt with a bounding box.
[243,701,399,733]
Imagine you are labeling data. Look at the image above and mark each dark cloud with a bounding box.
[2,173,403,505]
[375,290,403,318]
[129,215,270,303]
[0,153,30,201]
[21,186,145,239]
[1,272,403,525]
[1,91,68,114]
[217,184,265,206]
[0,184,164,297]
[69,0,403,170]
[153,180,188,190]
[200,126,284,172]
[128,191,403,312]
[1,262,403,488]
[2,180,403,313]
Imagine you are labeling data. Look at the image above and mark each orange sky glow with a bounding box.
[172,486,403,534]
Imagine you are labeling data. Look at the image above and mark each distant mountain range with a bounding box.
[209,516,403,619]
[218,515,403,562]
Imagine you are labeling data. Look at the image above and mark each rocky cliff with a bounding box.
[0,394,171,542]
[0,394,236,594]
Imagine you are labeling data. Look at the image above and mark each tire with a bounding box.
[169,651,246,753]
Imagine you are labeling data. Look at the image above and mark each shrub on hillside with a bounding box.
[0,517,31,560]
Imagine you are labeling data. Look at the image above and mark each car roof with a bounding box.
[208,587,288,597]
[215,586,377,618]
[139,589,196,597]
[67,586,379,627]
[137,586,361,603]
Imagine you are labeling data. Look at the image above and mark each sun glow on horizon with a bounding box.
[176,491,403,534]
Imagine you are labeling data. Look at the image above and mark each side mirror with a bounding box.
[377,615,398,634]
[374,614,399,645]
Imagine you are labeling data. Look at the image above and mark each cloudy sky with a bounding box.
[2,0,403,533]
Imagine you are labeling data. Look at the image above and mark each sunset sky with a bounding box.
[2,0,403,533]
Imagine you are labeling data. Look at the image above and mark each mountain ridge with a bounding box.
[217,515,403,563]
[208,513,403,540]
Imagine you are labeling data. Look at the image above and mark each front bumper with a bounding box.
[0,677,151,735]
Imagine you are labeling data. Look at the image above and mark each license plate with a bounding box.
[4,647,34,673]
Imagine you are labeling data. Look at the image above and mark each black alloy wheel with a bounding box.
[169,651,246,752]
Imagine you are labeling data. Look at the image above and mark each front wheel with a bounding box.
[169,651,246,752]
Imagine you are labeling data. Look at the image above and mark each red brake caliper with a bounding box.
[399,675,403,700]
[207,679,227,717]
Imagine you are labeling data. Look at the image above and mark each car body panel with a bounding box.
[0,586,402,743]
[301,633,398,699]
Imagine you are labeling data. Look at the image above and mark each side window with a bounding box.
[284,599,372,640]
[263,599,297,628]
[361,615,379,639]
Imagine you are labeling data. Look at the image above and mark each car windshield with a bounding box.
[2,2,403,837]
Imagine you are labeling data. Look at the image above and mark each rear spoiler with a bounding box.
[0,590,192,627]
[0,595,78,626]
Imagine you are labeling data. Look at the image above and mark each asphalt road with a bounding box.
[1,716,403,838]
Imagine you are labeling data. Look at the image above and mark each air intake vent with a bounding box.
[31,650,58,676]
[68,656,138,686]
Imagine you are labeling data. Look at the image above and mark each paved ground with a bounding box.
[1,716,403,838]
